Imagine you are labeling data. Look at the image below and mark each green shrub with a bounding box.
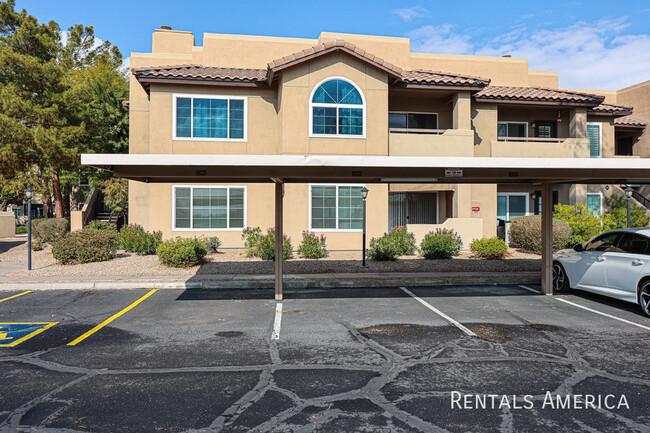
[118,224,162,255]
[553,204,603,246]
[257,228,292,261]
[297,231,328,259]
[388,226,417,256]
[32,238,44,251]
[203,236,222,253]
[470,237,508,259]
[33,218,69,244]
[420,229,462,259]
[602,194,650,230]
[156,237,207,267]
[368,236,400,261]
[52,228,118,265]
[88,220,117,231]
[510,214,572,253]
[241,226,263,257]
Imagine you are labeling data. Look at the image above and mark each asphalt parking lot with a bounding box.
[0,284,649,433]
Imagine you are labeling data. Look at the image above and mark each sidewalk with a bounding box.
[0,269,540,290]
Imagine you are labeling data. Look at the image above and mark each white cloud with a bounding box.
[392,6,429,23]
[407,17,650,89]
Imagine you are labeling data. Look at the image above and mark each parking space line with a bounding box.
[518,285,541,294]
[554,298,650,331]
[0,322,58,347]
[67,289,157,346]
[519,285,650,331]
[271,301,282,340]
[400,287,476,337]
[0,290,33,304]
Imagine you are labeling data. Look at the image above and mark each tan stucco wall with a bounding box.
[388,130,474,157]
[0,212,15,238]
[617,80,650,158]
[491,138,590,158]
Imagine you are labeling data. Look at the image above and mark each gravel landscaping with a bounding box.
[1,236,541,278]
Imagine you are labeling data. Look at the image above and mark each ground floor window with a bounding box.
[587,193,602,215]
[497,193,529,222]
[310,184,364,230]
[173,186,245,230]
[388,192,438,229]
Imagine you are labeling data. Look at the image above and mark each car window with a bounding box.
[584,233,621,252]
[615,233,650,255]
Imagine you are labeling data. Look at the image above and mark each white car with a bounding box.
[553,228,650,318]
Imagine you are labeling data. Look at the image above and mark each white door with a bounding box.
[604,233,650,303]
[575,232,622,291]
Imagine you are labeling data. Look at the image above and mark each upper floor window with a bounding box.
[389,112,438,133]
[498,121,527,139]
[587,122,602,158]
[174,95,246,141]
[310,78,365,138]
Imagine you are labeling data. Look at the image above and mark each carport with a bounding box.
[82,153,650,300]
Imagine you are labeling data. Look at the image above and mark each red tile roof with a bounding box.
[589,102,633,116]
[132,64,267,83]
[400,69,489,87]
[475,86,604,106]
[615,116,647,128]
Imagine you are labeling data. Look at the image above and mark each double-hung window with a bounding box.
[174,186,246,230]
[310,185,364,230]
[310,78,365,137]
[174,95,246,141]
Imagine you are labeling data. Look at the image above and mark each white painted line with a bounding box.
[518,285,541,294]
[271,301,283,340]
[555,298,650,331]
[400,287,476,337]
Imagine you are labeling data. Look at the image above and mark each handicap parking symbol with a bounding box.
[0,323,58,347]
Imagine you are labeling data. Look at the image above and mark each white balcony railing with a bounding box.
[497,136,565,143]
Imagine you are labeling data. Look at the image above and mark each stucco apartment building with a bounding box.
[126,27,648,249]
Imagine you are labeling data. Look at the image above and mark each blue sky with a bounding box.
[17,0,650,89]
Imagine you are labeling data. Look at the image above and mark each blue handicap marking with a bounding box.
[0,323,57,347]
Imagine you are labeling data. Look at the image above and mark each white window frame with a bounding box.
[497,192,530,221]
[497,121,529,139]
[388,111,439,130]
[308,183,366,232]
[309,77,366,139]
[587,122,602,158]
[172,94,247,142]
[172,185,247,231]
[586,192,603,215]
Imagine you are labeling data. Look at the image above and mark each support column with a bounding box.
[452,91,472,130]
[541,183,553,295]
[274,181,284,301]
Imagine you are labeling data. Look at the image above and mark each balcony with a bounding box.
[388,128,474,157]
[491,137,591,158]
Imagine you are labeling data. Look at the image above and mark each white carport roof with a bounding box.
[81,154,650,185]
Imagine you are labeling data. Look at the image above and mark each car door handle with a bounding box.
[596,257,606,262]
[632,260,644,266]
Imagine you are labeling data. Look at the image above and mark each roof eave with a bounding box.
[474,97,602,108]
[393,83,488,92]
[135,76,269,88]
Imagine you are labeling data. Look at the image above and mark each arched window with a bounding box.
[310,77,365,137]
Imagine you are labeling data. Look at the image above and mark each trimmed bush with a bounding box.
[470,237,508,259]
[388,226,417,256]
[156,237,207,267]
[33,218,69,244]
[88,220,117,231]
[553,204,602,246]
[52,228,118,265]
[367,236,400,261]
[203,236,222,253]
[257,228,292,261]
[420,229,463,259]
[118,224,162,255]
[510,215,572,254]
[297,231,328,259]
[32,238,44,251]
[241,226,263,258]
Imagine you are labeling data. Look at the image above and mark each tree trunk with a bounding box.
[0,199,7,212]
[40,177,53,217]
[62,183,71,217]
[51,170,64,218]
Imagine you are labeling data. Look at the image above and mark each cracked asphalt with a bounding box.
[0,285,649,432]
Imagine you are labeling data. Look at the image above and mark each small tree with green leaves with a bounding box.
[602,194,650,230]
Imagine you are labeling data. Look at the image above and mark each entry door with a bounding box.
[535,121,557,138]
[388,192,438,230]
[604,233,649,302]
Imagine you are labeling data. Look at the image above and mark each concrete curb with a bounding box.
[0,273,540,291]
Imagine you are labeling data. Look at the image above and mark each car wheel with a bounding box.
[638,280,650,318]
[553,262,570,293]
